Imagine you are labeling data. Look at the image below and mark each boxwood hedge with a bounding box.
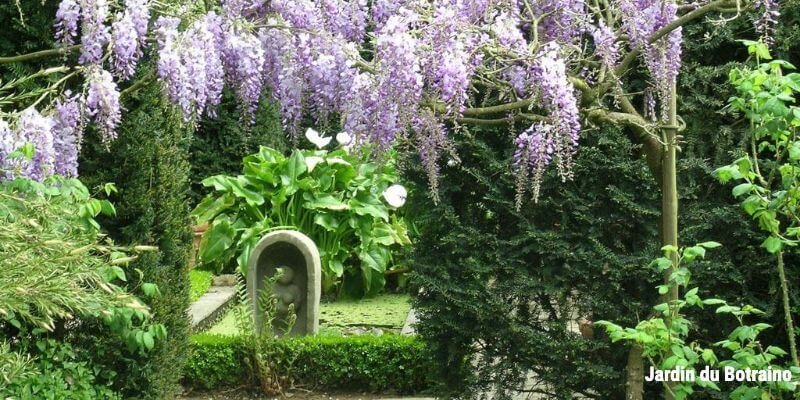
[184,333,434,394]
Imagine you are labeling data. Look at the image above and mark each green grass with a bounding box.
[189,269,213,302]
[205,293,412,336]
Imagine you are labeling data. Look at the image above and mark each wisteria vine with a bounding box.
[0,0,779,201]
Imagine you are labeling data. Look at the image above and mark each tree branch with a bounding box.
[587,108,663,179]
[0,46,80,65]
[614,0,737,76]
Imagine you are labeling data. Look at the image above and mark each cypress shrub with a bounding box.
[80,79,192,399]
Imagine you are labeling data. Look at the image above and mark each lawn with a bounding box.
[205,293,412,336]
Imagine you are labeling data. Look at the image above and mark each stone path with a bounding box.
[400,308,417,335]
[189,285,237,332]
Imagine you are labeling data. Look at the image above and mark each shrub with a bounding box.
[407,6,800,398]
[1,339,121,400]
[188,91,288,205]
[79,80,193,399]
[184,333,434,394]
[0,177,165,399]
[193,145,411,297]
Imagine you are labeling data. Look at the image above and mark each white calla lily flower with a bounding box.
[383,184,407,208]
[336,131,352,146]
[305,156,324,172]
[305,127,332,149]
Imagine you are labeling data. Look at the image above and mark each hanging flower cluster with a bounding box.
[620,0,682,119]
[754,0,780,46]
[33,0,775,199]
[0,97,83,181]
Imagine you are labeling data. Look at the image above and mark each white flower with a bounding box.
[336,131,352,146]
[305,127,331,149]
[383,184,407,208]
[305,156,324,172]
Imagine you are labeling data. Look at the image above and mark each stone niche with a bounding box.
[246,230,320,336]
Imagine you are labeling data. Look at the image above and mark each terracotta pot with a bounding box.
[188,222,209,269]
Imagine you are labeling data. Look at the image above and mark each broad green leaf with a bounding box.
[359,245,390,273]
[313,213,340,231]
[200,219,235,262]
[371,222,397,246]
[350,195,389,221]
[192,194,235,223]
[143,331,154,351]
[305,194,349,211]
[281,150,307,187]
[732,183,755,197]
[329,259,344,277]
[228,176,264,206]
[201,175,234,191]
[762,236,782,254]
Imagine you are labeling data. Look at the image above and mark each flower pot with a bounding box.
[189,222,209,269]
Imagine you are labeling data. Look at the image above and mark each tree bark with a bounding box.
[626,345,645,400]
[776,252,800,367]
[660,76,681,400]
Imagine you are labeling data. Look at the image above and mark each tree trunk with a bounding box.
[661,81,680,400]
[776,252,800,367]
[626,345,645,400]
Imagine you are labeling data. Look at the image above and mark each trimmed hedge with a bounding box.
[184,334,434,394]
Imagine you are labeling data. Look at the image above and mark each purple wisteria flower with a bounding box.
[223,28,265,121]
[0,119,20,179]
[112,0,150,80]
[514,123,553,205]
[55,0,81,46]
[112,13,141,79]
[52,93,84,177]
[86,67,122,143]
[79,0,111,65]
[754,0,780,45]
[592,21,620,69]
[620,0,682,119]
[17,108,56,182]
[532,44,580,179]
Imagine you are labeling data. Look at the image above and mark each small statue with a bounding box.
[247,230,321,336]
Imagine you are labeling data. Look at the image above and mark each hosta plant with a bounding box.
[193,133,411,297]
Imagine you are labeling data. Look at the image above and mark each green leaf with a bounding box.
[200,219,236,262]
[329,259,344,277]
[350,195,389,221]
[359,245,390,273]
[201,175,234,191]
[697,241,722,249]
[142,283,159,297]
[142,331,154,351]
[313,213,340,231]
[732,183,755,197]
[305,194,349,211]
[281,150,307,188]
[112,266,127,282]
[192,194,235,224]
[99,200,116,217]
[371,222,399,246]
[762,236,782,254]
[230,176,265,206]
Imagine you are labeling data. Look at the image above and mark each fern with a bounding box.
[233,269,298,396]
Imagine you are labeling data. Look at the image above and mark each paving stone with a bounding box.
[189,286,237,331]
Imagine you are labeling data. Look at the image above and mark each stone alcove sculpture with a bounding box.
[246,230,320,336]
